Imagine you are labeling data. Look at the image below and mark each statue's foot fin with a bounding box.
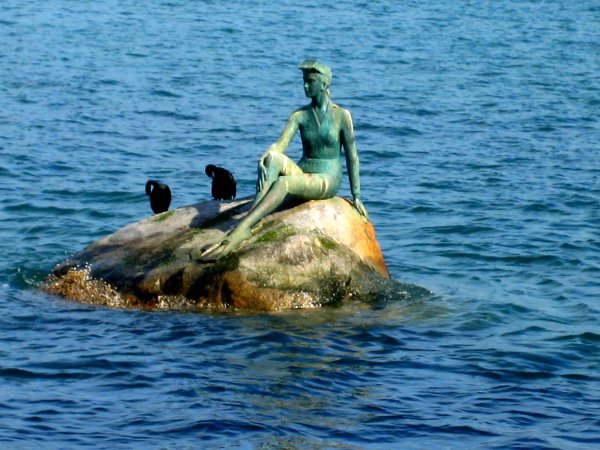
[199,242,220,257]
[196,241,227,262]
[197,227,252,262]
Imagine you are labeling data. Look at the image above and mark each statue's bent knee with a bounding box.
[264,151,280,166]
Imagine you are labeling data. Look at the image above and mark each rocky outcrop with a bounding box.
[44,196,410,311]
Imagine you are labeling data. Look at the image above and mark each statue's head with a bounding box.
[299,60,332,97]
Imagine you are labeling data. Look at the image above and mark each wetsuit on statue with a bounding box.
[202,60,368,260]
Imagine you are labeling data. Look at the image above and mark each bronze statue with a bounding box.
[202,60,368,259]
[145,179,171,214]
[205,164,237,200]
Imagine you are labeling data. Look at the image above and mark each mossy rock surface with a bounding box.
[44,196,408,311]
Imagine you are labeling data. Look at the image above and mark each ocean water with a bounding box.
[1,0,599,448]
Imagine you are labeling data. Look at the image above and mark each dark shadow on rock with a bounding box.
[190,198,252,231]
[189,195,308,233]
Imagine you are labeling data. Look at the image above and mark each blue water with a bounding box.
[1,0,599,447]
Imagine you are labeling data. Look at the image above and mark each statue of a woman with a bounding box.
[203,60,368,259]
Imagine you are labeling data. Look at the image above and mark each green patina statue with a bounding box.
[202,60,368,260]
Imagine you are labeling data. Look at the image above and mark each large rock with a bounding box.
[44,196,406,311]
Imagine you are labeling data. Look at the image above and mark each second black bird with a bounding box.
[205,164,236,200]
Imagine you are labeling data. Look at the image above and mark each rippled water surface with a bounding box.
[1,0,599,448]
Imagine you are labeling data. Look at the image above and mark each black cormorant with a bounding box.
[145,179,172,214]
[205,165,236,200]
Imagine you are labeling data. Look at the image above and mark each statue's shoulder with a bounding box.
[290,105,310,122]
[296,104,311,113]
[331,102,352,122]
[331,101,349,114]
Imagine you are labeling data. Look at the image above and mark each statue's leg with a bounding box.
[248,173,333,224]
[203,177,291,259]
[250,152,302,211]
[202,174,334,260]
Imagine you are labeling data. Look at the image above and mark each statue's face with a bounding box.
[303,72,324,98]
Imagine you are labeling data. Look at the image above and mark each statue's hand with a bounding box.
[257,152,269,191]
[353,197,369,221]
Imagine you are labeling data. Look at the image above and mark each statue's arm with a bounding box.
[257,111,301,191]
[341,109,369,220]
[264,111,301,155]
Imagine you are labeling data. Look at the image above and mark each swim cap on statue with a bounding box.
[299,60,332,85]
